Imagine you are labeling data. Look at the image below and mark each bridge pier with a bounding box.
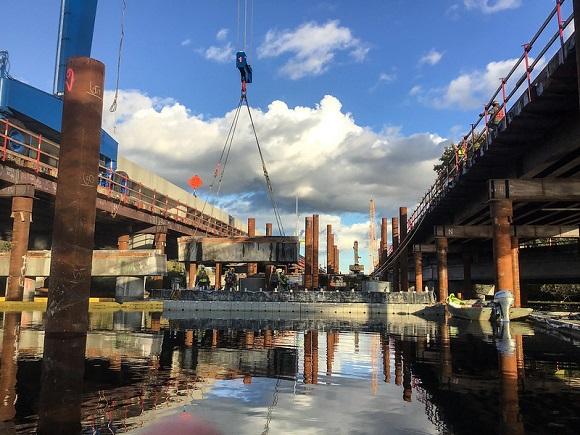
[215,263,222,289]
[304,217,313,289]
[414,251,423,292]
[380,218,388,264]
[247,218,257,276]
[327,224,334,274]
[186,262,197,288]
[436,236,448,302]
[490,199,514,295]
[6,190,34,301]
[399,207,409,292]
[392,217,400,292]
[312,214,320,289]
[511,237,521,308]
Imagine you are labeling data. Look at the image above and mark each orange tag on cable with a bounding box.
[187,175,203,189]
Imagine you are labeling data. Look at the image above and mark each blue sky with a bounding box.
[3,0,573,272]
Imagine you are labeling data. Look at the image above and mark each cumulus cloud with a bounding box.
[258,20,369,79]
[414,57,543,110]
[103,91,445,223]
[464,0,521,14]
[216,28,229,41]
[419,49,443,66]
[203,42,234,63]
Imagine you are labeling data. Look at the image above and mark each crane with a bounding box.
[369,199,378,271]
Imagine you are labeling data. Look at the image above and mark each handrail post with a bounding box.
[556,0,565,47]
[522,43,533,101]
[2,119,8,161]
[35,134,42,173]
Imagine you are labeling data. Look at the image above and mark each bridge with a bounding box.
[372,3,580,306]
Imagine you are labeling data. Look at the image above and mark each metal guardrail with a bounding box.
[0,119,244,236]
[376,1,575,276]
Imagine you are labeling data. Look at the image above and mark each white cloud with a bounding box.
[409,85,422,96]
[203,42,234,63]
[414,57,544,110]
[102,91,445,234]
[419,49,443,66]
[258,20,369,79]
[216,28,229,41]
[464,0,521,14]
[378,72,396,83]
[181,38,191,46]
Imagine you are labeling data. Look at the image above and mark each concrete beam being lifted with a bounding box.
[434,225,579,239]
[178,236,299,263]
[0,250,166,277]
[489,179,580,202]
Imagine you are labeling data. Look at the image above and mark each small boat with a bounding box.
[447,298,533,321]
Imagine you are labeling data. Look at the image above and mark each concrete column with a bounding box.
[23,277,36,301]
[511,237,521,308]
[149,231,167,289]
[6,195,33,301]
[391,217,399,292]
[490,199,514,293]
[463,251,472,299]
[334,245,339,274]
[414,252,423,293]
[436,237,448,303]
[312,214,320,289]
[212,329,218,347]
[399,207,409,292]
[215,263,222,290]
[245,330,255,349]
[265,223,272,236]
[326,225,333,274]
[46,57,104,334]
[116,277,145,302]
[264,329,273,348]
[186,262,197,288]
[247,218,257,276]
[117,235,130,250]
[380,218,388,262]
[304,217,313,289]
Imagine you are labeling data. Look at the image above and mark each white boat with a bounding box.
[447,299,533,321]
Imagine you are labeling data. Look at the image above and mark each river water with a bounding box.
[0,310,578,434]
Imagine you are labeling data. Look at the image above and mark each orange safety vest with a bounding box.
[495,108,505,122]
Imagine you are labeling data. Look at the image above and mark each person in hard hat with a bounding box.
[488,101,505,129]
[277,269,289,291]
[225,267,237,291]
[196,265,210,290]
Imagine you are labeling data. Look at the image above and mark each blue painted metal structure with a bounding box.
[0,0,118,164]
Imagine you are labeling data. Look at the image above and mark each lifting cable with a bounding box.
[109,0,127,113]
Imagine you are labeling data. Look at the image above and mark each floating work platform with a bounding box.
[151,290,436,315]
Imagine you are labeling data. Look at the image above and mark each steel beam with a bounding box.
[489,179,580,202]
[435,225,579,238]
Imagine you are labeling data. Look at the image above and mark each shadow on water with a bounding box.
[0,310,578,434]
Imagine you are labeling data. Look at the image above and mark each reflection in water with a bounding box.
[0,312,21,433]
[37,333,87,435]
[0,311,578,434]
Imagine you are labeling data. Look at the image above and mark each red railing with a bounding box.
[378,1,574,274]
[0,119,244,236]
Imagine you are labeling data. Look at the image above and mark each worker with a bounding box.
[488,101,505,129]
[277,269,289,291]
[224,267,237,292]
[196,265,210,290]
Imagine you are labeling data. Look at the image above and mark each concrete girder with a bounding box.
[177,236,299,263]
[0,250,166,277]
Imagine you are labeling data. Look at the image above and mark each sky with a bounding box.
[2,0,573,273]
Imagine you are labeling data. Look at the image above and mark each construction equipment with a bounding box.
[349,241,364,274]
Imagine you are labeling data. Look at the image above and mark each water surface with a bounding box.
[0,310,578,434]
